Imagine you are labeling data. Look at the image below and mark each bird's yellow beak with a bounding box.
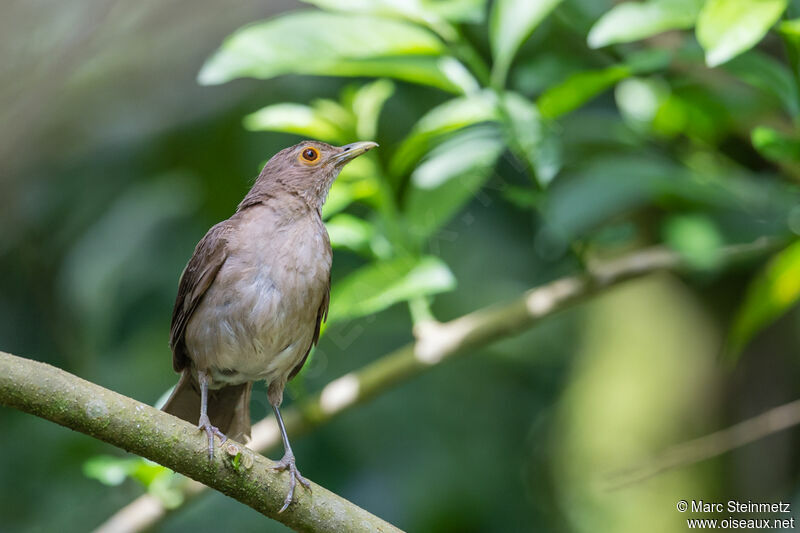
[330,141,378,166]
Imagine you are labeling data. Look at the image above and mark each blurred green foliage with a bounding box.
[2,0,800,531]
[728,240,800,358]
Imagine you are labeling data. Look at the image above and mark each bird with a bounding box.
[162,140,377,512]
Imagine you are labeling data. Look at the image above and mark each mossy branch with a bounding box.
[0,351,402,533]
[93,237,779,533]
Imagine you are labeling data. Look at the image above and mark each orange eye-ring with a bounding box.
[300,147,319,163]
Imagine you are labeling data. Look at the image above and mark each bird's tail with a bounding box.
[162,369,252,443]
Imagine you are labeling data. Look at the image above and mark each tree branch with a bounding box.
[0,351,402,533]
[93,237,780,533]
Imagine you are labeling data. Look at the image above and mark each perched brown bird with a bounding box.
[163,140,377,511]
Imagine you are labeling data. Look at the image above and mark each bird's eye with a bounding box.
[300,147,319,163]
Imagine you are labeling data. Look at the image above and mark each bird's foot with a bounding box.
[198,413,227,460]
[273,452,311,512]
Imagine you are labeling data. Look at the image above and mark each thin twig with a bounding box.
[606,398,800,490]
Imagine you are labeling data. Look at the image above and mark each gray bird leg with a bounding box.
[197,369,227,460]
[272,404,311,512]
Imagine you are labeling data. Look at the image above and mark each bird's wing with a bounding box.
[169,220,231,372]
[288,274,330,380]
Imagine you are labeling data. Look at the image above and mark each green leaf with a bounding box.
[727,240,800,358]
[246,79,395,144]
[351,79,395,140]
[490,0,564,86]
[779,19,800,107]
[391,90,500,176]
[405,126,505,240]
[752,126,800,162]
[696,0,788,67]
[502,93,562,186]
[538,65,631,119]
[128,460,172,488]
[326,213,375,255]
[329,256,456,321]
[723,51,800,117]
[243,103,346,143]
[430,0,488,23]
[502,184,541,209]
[536,49,671,119]
[542,155,698,241]
[780,17,800,37]
[199,11,471,93]
[300,0,487,27]
[588,0,703,48]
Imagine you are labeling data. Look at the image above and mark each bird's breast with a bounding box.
[185,207,331,386]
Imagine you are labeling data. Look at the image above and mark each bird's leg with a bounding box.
[197,369,227,460]
[272,404,311,512]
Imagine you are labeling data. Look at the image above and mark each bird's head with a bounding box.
[245,140,378,211]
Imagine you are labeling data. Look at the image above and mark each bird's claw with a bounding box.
[198,414,227,461]
[273,453,311,512]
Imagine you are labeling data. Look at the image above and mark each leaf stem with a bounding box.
[408,296,436,325]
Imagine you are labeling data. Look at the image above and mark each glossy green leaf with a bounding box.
[247,79,394,146]
[243,103,345,143]
[391,90,500,176]
[696,0,788,67]
[329,255,456,321]
[351,79,395,140]
[300,0,487,26]
[538,65,631,119]
[405,126,505,240]
[727,240,800,358]
[490,0,564,86]
[536,49,671,119]
[588,0,703,48]
[199,11,470,93]
[502,93,562,186]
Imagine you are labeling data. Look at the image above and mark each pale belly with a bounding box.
[184,212,330,388]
